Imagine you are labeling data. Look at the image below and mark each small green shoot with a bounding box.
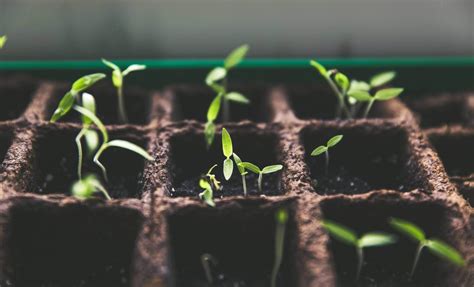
[205,164,221,191]
[390,218,465,279]
[199,179,215,207]
[311,135,343,175]
[370,71,397,88]
[201,253,218,284]
[71,174,111,200]
[221,128,234,180]
[50,73,106,122]
[238,162,283,193]
[102,59,146,123]
[204,45,250,147]
[348,88,404,118]
[271,208,288,287]
[323,220,397,281]
[0,35,7,49]
[232,153,248,196]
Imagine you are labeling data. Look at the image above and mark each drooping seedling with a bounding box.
[348,88,404,118]
[323,220,397,281]
[0,35,7,48]
[238,162,283,193]
[311,135,343,175]
[71,173,111,200]
[102,59,146,123]
[271,208,289,287]
[199,179,215,207]
[205,164,221,191]
[201,253,218,284]
[389,217,465,279]
[204,45,250,147]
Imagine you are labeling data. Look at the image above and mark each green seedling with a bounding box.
[232,152,248,196]
[310,135,343,175]
[323,220,397,281]
[221,128,234,180]
[238,162,283,193]
[390,217,465,279]
[204,45,250,147]
[348,88,404,118]
[102,59,146,123]
[201,253,218,284]
[71,173,111,200]
[205,164,221,191]
[73,105,153,182]
[199,179,215,207]
[271,208,289,287]
[0,35,7,49]
[50,73,106,122]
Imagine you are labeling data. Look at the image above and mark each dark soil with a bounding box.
[0,76,38,121]
[0,128,13,165]
[312,167,372,195]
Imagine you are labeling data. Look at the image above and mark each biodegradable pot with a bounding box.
[0,76,472,287]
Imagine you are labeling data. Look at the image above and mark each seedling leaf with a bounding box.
[224,44,249,70]
[311,146,327,156]
[206,67,227,86]
[0,35,6,48]
[226,92,250,104]
[106,140,153,161]
[335,72,350,92]
[310,60,327,76]
[322,220,358,246]
[51,91,75,122]
[81,93,96,125]
[221,128,233,157]
[349,80,370,93]
[370,71,396,87]
[327,135,343,147]
[84,130,99,154]
[71,73,106,94]
[101,58,120,71]
[233,153,246,174]
[199,179,215,207]
[348,90,372,102]
[123,64,146,76]
[73,105,108,142]
[389,217,425,242]
[239,162,261,174]
[358,233,397,248]
[223,158,234,180]
[207,95,222,122]
[262,165,283,174]
[374,88,403,101]
[204,121,216,147]
[426,239,465,267]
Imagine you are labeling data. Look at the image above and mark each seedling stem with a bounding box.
[271,208,288,287]
[311,135,343,175]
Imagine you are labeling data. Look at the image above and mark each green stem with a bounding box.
[94,182,112,200]
[324,149,329,175]
[93,144,109,182]
[325,76,351,119]
[242,174,248,196]
[356,247,364,281]
[363,99,375,118]
[258,173,263,193]
[75,128,88,179]
[271,217,287,287]
[117,85,128,124]
[410,243,424,280]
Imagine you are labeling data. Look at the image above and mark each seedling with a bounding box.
[221,128,234,180]
[204,45,250,147]
[73,104,153,182]
[310,135,343,175]
[348,88,404,118]
[50,73,106,122]
[205,164,221,191]
[238,162,283,193]
[0,35,7,48]
[232,152,248,196]
[390,217,465,279]
[322,220,397,281]
[271,208,288,287]
[102,59,146,123]
[201,253,218,284]
[71,173,111,200]
[199,179,215,207]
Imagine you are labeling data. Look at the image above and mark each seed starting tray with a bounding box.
[0,73,472,287]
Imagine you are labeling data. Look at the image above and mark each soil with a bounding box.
[0,76,38,121]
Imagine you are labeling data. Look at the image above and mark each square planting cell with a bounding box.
[301,125,422,195]
[167,202,298,286]
[49,84,152,125]
[4,202,143,287]
[168,129,282,197]
[321,199,458,286]
[0,77,37,121]
[170,85,270,122]
[31,127,148,198]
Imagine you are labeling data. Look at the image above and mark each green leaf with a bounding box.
[370,71,396,87]
[102,58,120,71]
[73,105,108,142]
[207,95,222,122]
[426,239,465,267]
[335,72,350,92]
[72,177,95,199]
[106,139,153,161]
[204,121,216,147]
[206,67,227,86]
[221,128,233,158]
[348,90,372,102]
[327,135,343,148]
[224,44,249,70]
[223,158,234,180]
[262,165,283,174]
[358,233,397,248]
[209,83,225,94]
[51,91,75,122]
[322,220,358,246]
[349,80,370,93]
[71,73,106,94]
[81,93,96,125]
[122,64,146,76]
[310,60,327,76]
[84,130,99,154]
[199,179,215,207]
[276,208,288,224]
[225,92,250,104]
[311,145,327,156]
[233,153,245,175]
[239,162,261,174]
[374,88,404,101]
[0,35,7,49]
[389,218,425,242]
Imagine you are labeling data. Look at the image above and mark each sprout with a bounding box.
[221,128,234,180]
[73,104,153,182]
[199,179,215,207]
[201,253,218,284]
[370,71,397,88]
[390,218,465,279]
[71,174,111,200]
[310,135,343,175]
[238,162,283,193]
[232,153,248,196]
[323,220,397,281]
[205,164,221,191]
[204,45,250,147]
[0,35,7,48]
[102,59,146,123]
[348,88,404,118]
[50,73,106,122]
[271,208,288,287]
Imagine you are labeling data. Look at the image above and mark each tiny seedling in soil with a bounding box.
[102,59,146,123]
[221,128,235,181]
[348,87,404,118]
[0,35,7,48]
[205,164,221,191]
[204,45,250,147]
[71,173,111,200]
[389,217,465,279]
[323,220,397,281]
[201,253,219,284]
[238,162,283,193]
[199,178,215,207]
[311,135,343,175]
[271,208,288,287]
